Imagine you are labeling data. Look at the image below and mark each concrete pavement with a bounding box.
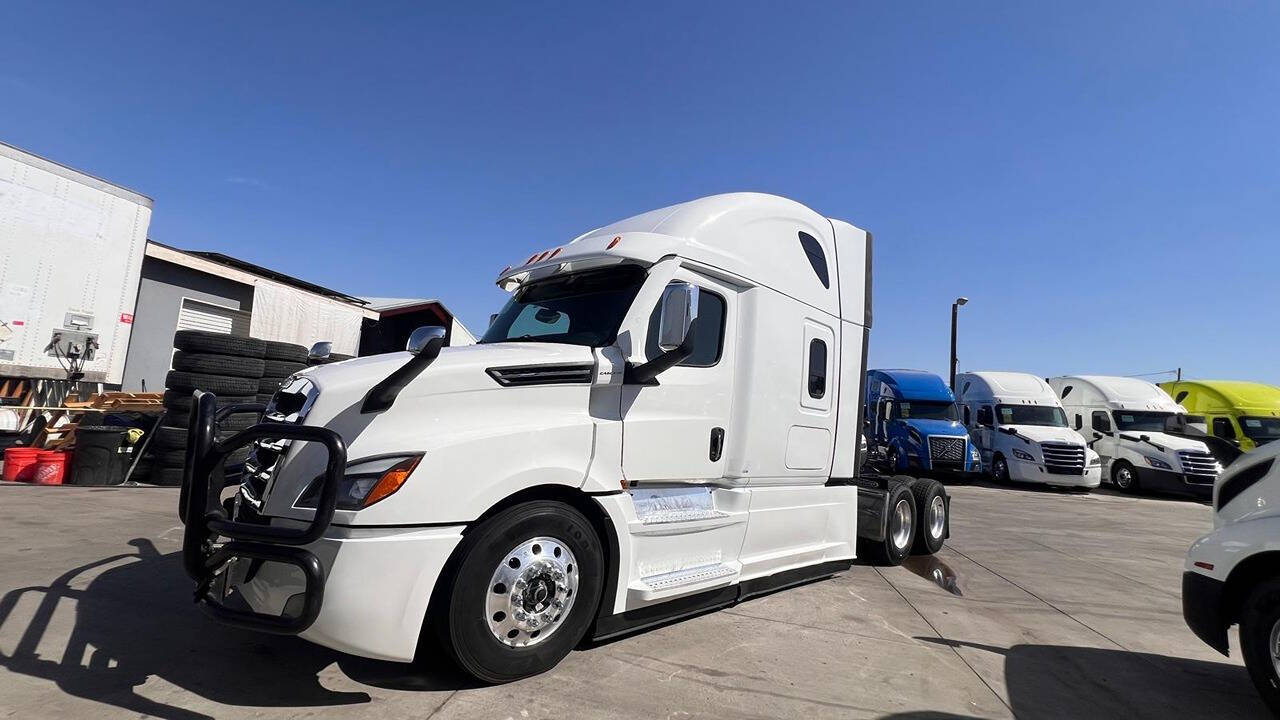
[0,481,1267,719]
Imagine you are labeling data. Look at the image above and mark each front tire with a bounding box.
[992,454,1010,484]
[431,501,603,683]
[1239,578,1280,715]
[1112,460,1139,493]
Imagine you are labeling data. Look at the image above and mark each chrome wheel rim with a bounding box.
[1270,618,1280,677]
[928,495,946,539]
[486,536,578,648]
[995,459,1007,482]
[890,498,913,550]
[1116,466,1133,489]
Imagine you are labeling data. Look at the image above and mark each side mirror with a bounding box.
[407,326,447,357]
[1093,431,1102,439]
[362,326,448,414]
[626,282,700,385]
[308,341,332,362]
[656,282,699,351]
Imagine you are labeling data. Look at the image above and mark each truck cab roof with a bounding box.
[1160,380,1280,416]
[1049,375,1184,413]
[956,371,1062,407]
[867,369,956,402]
[495,192,872,327]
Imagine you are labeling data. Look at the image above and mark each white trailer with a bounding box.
[176,193,951,682]
[955,371,1101,488]
[1048,375,1220,496]
[0,141,152,384]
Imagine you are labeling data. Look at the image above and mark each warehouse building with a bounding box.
[120,242,473,392]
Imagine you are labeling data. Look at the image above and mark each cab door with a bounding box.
[621,269,736,483]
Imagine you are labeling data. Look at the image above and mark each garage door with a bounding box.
[177,298,251,336]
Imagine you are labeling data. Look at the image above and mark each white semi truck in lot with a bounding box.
[176,193,951,682]
[1048,375,1220,497]
[955,371,1101,489]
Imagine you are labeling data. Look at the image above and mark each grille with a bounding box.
[1178,450,1220,484]
[240,376,316,506]
[1041,442,1086,476]
[928,436,966,467]
[486,363,594,387]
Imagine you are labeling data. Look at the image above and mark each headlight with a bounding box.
[970,446,981,460]
[1143,455,1172,470]
[1088,454,1101,466]
[1012,448,1035,462]
[297,453,423,510]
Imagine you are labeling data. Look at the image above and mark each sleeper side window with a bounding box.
[644,288,726,367]
[807,339,827,399]
[1092,411,1112,433]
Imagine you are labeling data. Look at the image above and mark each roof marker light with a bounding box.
[536,250,550,262]
[548,247,562,259]
[607,235,621,249]
[500,266,511,275]
[526,253,539,264]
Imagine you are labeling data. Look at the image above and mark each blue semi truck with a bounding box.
[865,369,981,479]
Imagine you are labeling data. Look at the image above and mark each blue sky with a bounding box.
[3,2,1277,384]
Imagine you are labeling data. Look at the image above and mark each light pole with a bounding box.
[950,297,968,391]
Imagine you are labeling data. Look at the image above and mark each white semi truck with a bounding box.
[955,371,1101,489]
[1048,375,1220,497]
[177,193,950,682]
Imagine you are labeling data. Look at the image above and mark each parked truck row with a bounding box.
[861,368,1276,500]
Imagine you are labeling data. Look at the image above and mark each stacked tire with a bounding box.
[151,331,268,486]
[258,340,309,406]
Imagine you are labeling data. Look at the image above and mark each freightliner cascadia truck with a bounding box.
[176,193,950,682]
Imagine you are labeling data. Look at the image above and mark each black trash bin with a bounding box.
[71,426,127,486]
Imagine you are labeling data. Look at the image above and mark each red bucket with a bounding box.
[32,451,68,485]
[3,447,41,482]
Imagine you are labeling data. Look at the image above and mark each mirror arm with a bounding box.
[361,337,445,414]
[625,332,695,385]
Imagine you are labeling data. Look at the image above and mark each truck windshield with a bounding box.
[1112,410,1175,432]
[1240,416,1280,443]
[893,401,958,422]
[996,404,1068,427]
[480,265,647,347]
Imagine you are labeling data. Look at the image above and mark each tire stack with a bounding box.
[258,340,310,406]
[151,331,268,486]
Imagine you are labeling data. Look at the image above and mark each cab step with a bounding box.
[641,563,737,591]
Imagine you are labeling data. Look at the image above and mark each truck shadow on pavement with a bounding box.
[884,637,1269,719]
[0,538,476,720]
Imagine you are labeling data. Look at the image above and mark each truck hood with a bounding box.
[904,419,968,437]
[258,341,599,521]
[1117,431,1210,454]
[301,341,596,403]
[1004,425,1086,445]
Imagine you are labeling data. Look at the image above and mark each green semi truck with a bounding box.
[1160,380,1280,451]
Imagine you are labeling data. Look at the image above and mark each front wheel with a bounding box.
[1112,461,1139,493]
[1239,578,1280,715]
[431,501,603,683]
[992,455,1010,484]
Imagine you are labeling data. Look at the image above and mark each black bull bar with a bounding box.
[178,390,347,634]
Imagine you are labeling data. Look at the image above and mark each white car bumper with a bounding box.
[228,523,465,662]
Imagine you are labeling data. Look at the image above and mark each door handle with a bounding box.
[709,427,725,462]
